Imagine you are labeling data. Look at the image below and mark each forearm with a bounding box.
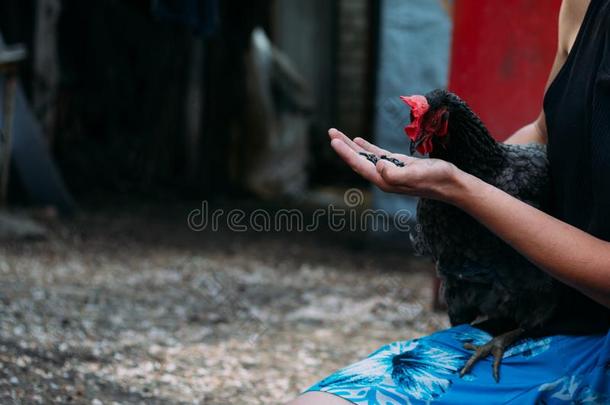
[329,128,608,307]
[448,172,610,308]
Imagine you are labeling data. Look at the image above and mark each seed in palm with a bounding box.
[359,152,379,165]
[380,155,405,167]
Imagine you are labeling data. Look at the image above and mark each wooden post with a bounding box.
[185,38,204,184]
[33,0,62,145]
[0,45,27,206]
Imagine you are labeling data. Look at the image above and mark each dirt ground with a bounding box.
[0,201,449,404]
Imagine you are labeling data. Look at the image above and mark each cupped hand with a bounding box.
[328,128,463,202]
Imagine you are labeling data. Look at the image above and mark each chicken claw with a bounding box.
[460,328,524,383]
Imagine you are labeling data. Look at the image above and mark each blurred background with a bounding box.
[0,0,559,403]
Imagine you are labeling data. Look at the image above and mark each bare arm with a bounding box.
[452,172,610,307]
[328,129,610,308]
[504,116,547,145]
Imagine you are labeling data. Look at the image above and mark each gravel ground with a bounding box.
[0,202,449,404]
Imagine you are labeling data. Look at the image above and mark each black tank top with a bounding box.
[543,0,610,332]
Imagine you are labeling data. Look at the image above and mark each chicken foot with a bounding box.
[460,327,525,383]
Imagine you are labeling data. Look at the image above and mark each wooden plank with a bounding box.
[33,0,61,144]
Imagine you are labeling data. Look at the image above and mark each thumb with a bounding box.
[376,160,400,185]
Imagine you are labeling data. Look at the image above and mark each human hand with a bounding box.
[328,128,465,203]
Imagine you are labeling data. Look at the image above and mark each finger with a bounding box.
[331,138,381,177]
[330,139,394,189]
[354,138,415,165]
[377,160,410,186]
[353,137,390,155]
[328,128,364,153]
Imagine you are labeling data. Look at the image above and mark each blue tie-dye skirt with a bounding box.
[305,325,610,404]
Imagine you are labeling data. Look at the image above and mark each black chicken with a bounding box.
[402,89,558,382]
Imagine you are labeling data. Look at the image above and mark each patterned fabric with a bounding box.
[305,325,610,404]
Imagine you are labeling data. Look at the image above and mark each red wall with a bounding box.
[448,0,562,140]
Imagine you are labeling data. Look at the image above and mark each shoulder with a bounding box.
[535,0,591,139]
[558,0,591,56]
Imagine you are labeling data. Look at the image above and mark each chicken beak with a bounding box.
[410,136,424,155]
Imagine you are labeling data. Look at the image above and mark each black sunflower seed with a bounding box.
[359,152,379,165]
[380,155,405,167]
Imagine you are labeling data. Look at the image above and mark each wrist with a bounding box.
[442,168,483,207]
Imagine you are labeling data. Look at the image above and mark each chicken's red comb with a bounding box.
[400,95,429,142]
